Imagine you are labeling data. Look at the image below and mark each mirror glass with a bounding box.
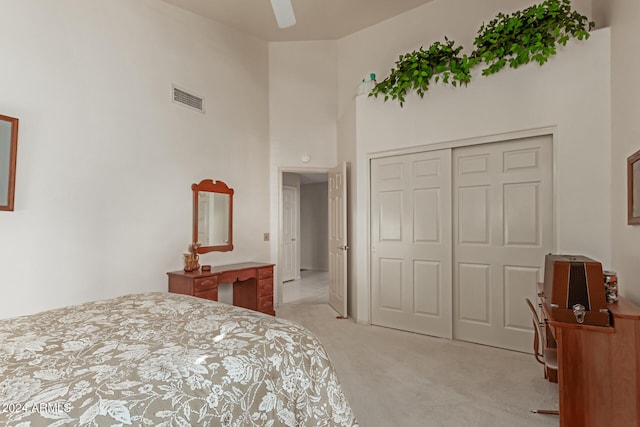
[192,179,234,253]
[197,192,230,246]
[0,115,19,212]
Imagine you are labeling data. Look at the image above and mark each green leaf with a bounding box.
[372,0,592,105]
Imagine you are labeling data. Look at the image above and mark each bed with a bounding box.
[0,292,358,426]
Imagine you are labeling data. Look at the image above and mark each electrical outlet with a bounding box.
[263,233,270,242]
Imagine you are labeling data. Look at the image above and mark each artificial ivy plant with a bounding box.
[370,0,594,106]
[371,38,473,105]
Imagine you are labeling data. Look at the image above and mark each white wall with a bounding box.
[0,0,270,318]
[268,41,338,302]
[2,0,620,322]
[602,0,640,305]
[300,182,328,271]
[336,0,600,321]
[337,0,594,118]
[269,41,338,169]
[351,30,611,323]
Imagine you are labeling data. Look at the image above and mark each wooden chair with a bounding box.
[525,298,559,416]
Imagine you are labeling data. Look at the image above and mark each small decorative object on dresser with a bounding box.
[168,262,275,316]
[183,242,200,272]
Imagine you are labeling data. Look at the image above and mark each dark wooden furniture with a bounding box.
[538,284,640,426]
[526,298,558,384]
[168,262,275,316]
[543,254,610,326]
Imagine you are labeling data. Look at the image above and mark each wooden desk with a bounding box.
[167,262,275,316]
[539,287,640,426]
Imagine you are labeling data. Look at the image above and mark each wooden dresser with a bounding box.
[168,262,275,316]
[539,285,640,426]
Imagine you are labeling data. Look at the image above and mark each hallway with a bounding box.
[281,270,328,304]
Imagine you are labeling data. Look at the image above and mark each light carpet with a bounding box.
[277,302,559,427]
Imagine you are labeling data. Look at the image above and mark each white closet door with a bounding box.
[453,135,553,352]
[371,149,452,338]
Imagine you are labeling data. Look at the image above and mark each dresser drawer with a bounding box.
[194,288,217,301]
[194,276,218,292]
[258,294,273,314]
[219,269,255,283]
[258,267,273,279]
[257,278,273,296]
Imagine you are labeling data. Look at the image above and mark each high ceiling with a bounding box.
[161,0,436,42]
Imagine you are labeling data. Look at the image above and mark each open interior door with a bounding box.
[281,185,299,282]
[328,162,348,318]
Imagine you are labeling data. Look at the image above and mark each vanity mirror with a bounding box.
[192,179,234,253]
[0,114,19,212]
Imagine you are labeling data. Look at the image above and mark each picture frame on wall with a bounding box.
[628,148,640,225]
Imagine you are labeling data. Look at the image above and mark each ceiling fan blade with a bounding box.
[270,0,296,29]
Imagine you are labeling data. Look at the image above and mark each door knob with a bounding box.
[338,245,349,251]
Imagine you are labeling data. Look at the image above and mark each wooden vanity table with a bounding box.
[172,181,275,315]
[168,262,275,316]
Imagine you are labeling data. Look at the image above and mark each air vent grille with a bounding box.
[172,85,204,113]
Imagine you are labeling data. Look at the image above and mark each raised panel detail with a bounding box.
[331,252,344,299]
[329,173,343,191]
[379,258,403,311]
[380,163,403,182]
[458,186,489,244]
[504,148,539,172]
[413,159,439,178]
[379,191,402,241]
[414,188,440,243]
[458,263,490,324]
[458,155,489,175]
[330,193,344,240]
[504,182,539,246]
[414,260,440,316]
[329,175,336,191]
[504,266,539,330]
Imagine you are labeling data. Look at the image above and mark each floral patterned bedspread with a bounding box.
[0,292,358,426]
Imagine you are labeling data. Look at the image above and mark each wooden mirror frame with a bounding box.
[628,149,640,225]
[192,179,234,253]
[0,114,19,212]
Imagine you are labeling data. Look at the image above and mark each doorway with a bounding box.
[281,172,329,304]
